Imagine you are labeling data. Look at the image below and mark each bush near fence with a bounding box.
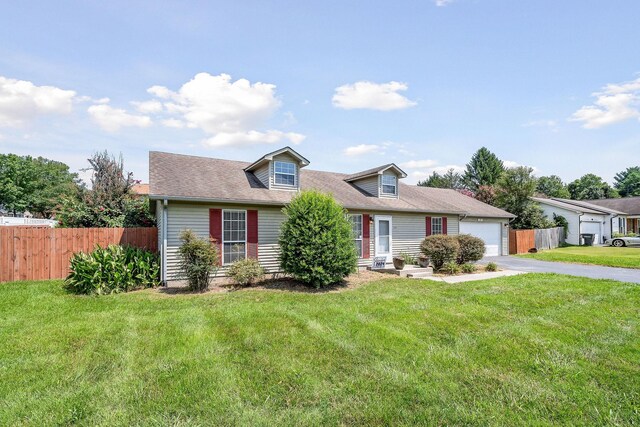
[509,227,565,254]
[0,226,157,282]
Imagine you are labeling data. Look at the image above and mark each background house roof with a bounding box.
[552,198,627,215]
[532,197,612,215]
[150,151,514,218]
[586,196,640,216]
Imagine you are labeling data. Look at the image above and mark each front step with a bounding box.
[406,271,435,278]
[368,265,433,277]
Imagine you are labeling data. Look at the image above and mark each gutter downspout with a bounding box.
[162,199,168,286]
[578,212,584,245]
[610,214,618,241]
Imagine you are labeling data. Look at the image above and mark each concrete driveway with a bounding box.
[481,256,640,284]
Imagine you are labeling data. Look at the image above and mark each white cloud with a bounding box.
[143,72,301,147]
[504,160,539,173]
[204,130,305,148]
[87,104,152,132]
[132,99,163,114]
[570,76,640,129]
[332,81,417,111]
[435,0,454,6]
[149,73,280,133]
[343,144,381,156]
[400,159,438,169]
[0,76,76,127]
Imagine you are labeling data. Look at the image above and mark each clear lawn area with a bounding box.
[1,274,639,426]
[517,246,640,269]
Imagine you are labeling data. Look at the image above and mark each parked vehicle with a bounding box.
[605,235,640,247]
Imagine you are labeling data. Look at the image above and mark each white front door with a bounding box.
[375,215,393,262]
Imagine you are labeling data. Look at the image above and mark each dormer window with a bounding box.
[274,161,296,186]
[381,175,397,195]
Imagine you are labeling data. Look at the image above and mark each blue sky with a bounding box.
[1,0,639,185]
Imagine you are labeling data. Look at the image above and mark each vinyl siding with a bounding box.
[165,202,285,280]
[253,163,270,188]
[165,203,489,280]
[352,176,379,196]
[270,153,300,191]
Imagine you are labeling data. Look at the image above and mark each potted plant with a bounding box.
[392,256,405,270]
[418,255,430,268]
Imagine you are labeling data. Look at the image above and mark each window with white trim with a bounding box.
[381,175,397,195]
[274,161,296,186]
[222,210,246,264]
[431,217,443,235]
[348,214,363,257]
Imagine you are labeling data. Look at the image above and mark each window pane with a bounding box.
[379,236,390,252]
[354,239,362,257]
[379,220,389,236]
[382,185,396,194]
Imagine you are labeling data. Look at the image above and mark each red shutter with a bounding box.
[247,210,258,259]
[425,216,432,236]
[209,209,223,265]
[442,217,448,235]
[362,214,370,258]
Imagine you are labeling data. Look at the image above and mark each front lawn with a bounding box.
[517,245,640,269]
[1,275,639,425]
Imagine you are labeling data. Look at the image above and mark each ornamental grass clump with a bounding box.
[178,229,220,292]
[66,245,160,295]
[279,190,358,288]
[420,234,460,271]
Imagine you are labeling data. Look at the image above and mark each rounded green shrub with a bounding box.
[227,258,265,287]
[279,190,358,287]
[178,229,220,292]
[66,245,160,295]
[485,262,498,272]
[421,235,460,271]
[456,234,486,264]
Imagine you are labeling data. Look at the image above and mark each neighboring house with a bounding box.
[587,196,640,235]
[131,183,150,197]
[532,197,627,245]
[149,147,514,282]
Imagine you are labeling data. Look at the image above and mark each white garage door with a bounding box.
[581,221,602,244]
[459,221,502,256]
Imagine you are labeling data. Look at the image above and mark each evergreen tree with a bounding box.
[613,166,640,197]
[417,168,463,189]
[462,147,505,191]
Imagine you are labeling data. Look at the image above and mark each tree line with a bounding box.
[0,151,154,227]
[418,147,640,229]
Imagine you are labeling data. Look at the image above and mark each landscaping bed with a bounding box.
[1,274,639,425]
[516,246,640,269]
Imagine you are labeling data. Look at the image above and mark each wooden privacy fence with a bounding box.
[509,227,565,254]
[0,227,157,283]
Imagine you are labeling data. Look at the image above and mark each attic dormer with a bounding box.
[244,146,310,191]
[344,164,407,199]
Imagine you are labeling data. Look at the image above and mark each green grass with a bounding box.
[1,275,639,426]
[517,245,640,269]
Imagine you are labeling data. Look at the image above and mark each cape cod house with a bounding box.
[149,147,514,283]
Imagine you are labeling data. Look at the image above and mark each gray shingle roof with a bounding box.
[149,151,514,218]
[344,163,407,181]
[585,197,640,216]
[552,198,627,215]
[531,197,614,215]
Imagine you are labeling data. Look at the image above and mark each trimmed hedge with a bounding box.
[279,190,358,287]
[421,235,460,271]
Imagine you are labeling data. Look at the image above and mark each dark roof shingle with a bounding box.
[150,151,514,218]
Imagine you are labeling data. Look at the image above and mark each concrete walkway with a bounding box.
[480,256,640,284]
